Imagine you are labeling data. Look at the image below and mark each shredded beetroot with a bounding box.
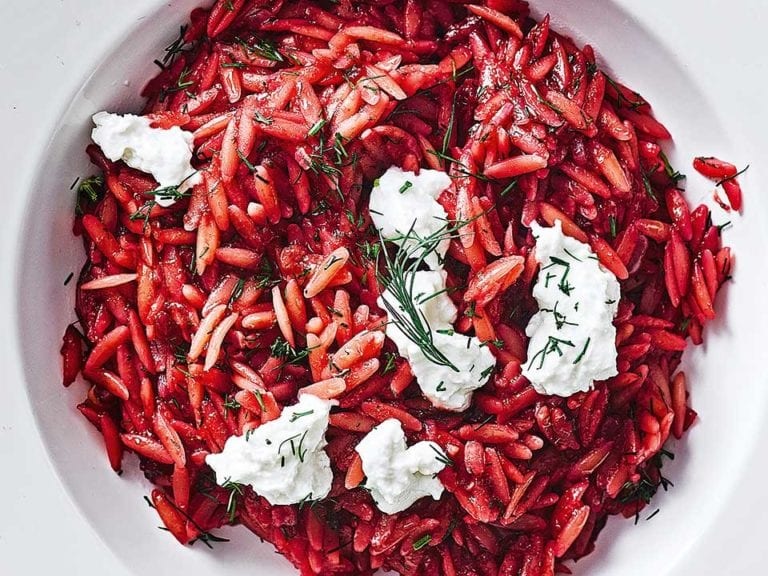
[63,1,735,574]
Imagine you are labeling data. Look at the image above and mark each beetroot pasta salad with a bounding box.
[59,1,744,574]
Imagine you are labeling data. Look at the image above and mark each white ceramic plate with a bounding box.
[2,1,767,575]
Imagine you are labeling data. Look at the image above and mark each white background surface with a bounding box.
[1,1,767,575]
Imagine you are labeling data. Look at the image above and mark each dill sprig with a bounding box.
[129,200,157,230]
[270,337,311,366]
[74,175,104,215]
[376,206,495,371]
[145,171,199,203]
[155,26,191,69]
[381,352,398,375]
[618,449,675,525]
[376,221,461,371]
[716,164,750,186]
[429,444,453,467]
[221,478,244,523]
[161,66,195,101]
[228,278,246,308]
[235,35,284,63]
[659,151,686,183]
[412,534,432,551]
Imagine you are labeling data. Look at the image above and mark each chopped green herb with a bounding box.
[716,220,733,234]
[228,278,246,308]
[221,478,244,522]
[75,175,104,215]
[333,133,349,164]
[499,179,518,197]
[270,337,311,366]
[237,149,258,172]
[308,119,327,137]
[527,336,576,371]
[659,151,686,183]
[429,444,453,467]
[412,534,432,551]
[235,36,284,63]
[254,259,280,289]
[162,66,195,100]
[572,337,591,364]
[641,172,658,201]
[381,352,398,375]
[357,240,381,262]
[605,75,645,110]
[344,209,365,228]
[478,364,495,381]
[254,111,273,125]
[290,410,315,423]
[716,164,749,186]
[159,26,190,69]
[297,493,318,510]
[309,200,330,217]
[192,531,231,548]
[398,181,413,194]
[441,91,459,156]
[223,396,242,416]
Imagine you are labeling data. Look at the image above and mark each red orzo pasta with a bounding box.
[62,1,739,574]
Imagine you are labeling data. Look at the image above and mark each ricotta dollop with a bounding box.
[205,394,333,506]
[369,166,452,271]
[355,419,447,514]
[91,111,199,207]
[371,166,496,411]
[522,221,620,396]
[379,270,496,411]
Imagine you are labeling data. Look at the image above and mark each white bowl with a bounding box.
[10,1,768,575]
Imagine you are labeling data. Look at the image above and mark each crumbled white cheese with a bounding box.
[369,166,452,270]
[371,166,496,412]
[405,331,497,411]
[355,419,446,514]
[205,395,333,506]
[522,221,620,397]
[378,269,496,412]
[91,112,200,207]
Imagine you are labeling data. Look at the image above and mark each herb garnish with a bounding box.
[412,534,432,551]
[609,215,618,238]
[429,444,453,467]
[289,410,315,423]
[377,221,462,371]
[253,111,273,125]
[307,119,327,137]
[716,164,750,186]
[221,478,244,522]
[527,336,576,371]
[235,36,284,63]
[270,337,311,367]
[572,337,591,364]
[541,256,574,296]
[75,175,104,215]
[156,26,190,69]
[381,352,398,375]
